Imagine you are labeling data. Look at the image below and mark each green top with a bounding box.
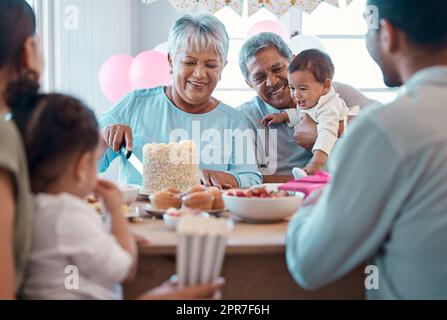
[0,118,33,293]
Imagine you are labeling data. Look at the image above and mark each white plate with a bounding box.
[124,206,141,219]
[143,204,167,217]
[206,208,228,216]
[125,211,140,219]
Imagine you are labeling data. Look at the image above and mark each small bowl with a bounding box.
[222,192,304,223]
[163,211,210,231]
[119,184,140,204]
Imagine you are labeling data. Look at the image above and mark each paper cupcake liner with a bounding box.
[176,216,233,287]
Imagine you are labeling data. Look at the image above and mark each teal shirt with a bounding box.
[98,87,262,188]
[238,96,312,175]
[286,67,447,299]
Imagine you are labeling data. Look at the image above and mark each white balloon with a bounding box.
[288,35,327,55]
[153,41,169,54]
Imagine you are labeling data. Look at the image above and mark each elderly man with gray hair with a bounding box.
[238,32,376,182]
[99,14,261,189]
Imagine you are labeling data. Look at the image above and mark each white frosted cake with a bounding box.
[142,140,201,194]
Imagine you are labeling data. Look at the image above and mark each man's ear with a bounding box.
[380,19,399,54]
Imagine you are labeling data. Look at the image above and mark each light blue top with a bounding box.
[238,82,376,175]
[98,86,262,188]
[286,67,447,299]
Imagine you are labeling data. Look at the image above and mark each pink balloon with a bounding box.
[247,20,289,42]
[130,50,172,90]
[99,55,133,103]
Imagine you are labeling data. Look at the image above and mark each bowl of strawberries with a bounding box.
[222,186,304,223]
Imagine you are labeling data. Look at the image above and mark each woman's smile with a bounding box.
[187,80,208,89]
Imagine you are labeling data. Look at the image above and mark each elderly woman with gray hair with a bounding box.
[238,32,378,182]
[99,14,261,188]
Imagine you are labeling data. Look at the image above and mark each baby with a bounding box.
[7,73,137,300]
[262,49,348,178]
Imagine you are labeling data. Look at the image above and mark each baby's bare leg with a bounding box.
[303,150,328,176]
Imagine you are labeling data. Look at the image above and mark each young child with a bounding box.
[7,73,137,300]
[262,49,348,178]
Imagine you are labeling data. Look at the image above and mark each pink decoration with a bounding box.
[99,55,133,103]
[279,171,330,199]
[247,20,289,42]
[129,50,172,90]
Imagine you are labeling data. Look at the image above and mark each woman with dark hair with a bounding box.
[6,74,140,300]
[0,0,223,300]
[0,0,43,299]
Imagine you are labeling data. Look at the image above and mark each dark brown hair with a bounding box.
[288,49,335,83]
[5,72,99,192]
[0,0,36,71]
[368,0,447,49]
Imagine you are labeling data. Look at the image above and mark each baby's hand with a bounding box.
[94,180,123,215]
[261,113,288,126]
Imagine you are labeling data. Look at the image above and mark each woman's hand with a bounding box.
[140,277,225,300]
[93,179,123,215]
[200,170,238,189]
[102,124,133,152]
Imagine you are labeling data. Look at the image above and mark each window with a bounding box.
[213,0,397,107]
[302,0,397,103]
[213,7,281,107]
[34,0,395,111]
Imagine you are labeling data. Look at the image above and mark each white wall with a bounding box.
[130,0,180,55]
[46,0,185,116]
[49,0,132,116]
[46,0,134,180]
[45,0,184,181]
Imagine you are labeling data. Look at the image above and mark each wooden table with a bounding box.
[123,202,365,300]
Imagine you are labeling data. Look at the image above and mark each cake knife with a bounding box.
[120,147,143,176]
